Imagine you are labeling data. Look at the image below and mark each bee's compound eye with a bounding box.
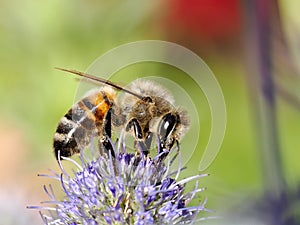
[158,113,178,141]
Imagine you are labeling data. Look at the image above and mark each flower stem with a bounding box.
[243,0,286,197]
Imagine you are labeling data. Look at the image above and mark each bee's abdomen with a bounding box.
[53,92,113,160]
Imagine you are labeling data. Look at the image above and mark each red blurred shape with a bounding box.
[165,0,242,44]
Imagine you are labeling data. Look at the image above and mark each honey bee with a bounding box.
[53,68,190,160]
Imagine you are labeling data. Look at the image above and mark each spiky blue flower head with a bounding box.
[30,142,208,225]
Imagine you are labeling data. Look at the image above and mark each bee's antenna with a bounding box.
[55,67,143,100]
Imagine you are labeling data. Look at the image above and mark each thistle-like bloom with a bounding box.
[30,141,208,225]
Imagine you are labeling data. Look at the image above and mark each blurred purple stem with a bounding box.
[243,0,286,197]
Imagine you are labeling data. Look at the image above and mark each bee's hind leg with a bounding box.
[99,108,115,158]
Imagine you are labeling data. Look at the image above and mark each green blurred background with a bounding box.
[1,0,300,224]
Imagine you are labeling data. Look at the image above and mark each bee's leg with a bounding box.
[126,119,142,139]
[136,132,153,156]
[126,119,150,156]
[144,132,153,151]
[169,139,180,164]
[101,108,115,158]
[157,138,175,161]
[104,108,112,138]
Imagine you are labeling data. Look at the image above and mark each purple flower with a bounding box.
[29,142,208,224]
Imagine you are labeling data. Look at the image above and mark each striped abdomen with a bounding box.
[53,88,116,159]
